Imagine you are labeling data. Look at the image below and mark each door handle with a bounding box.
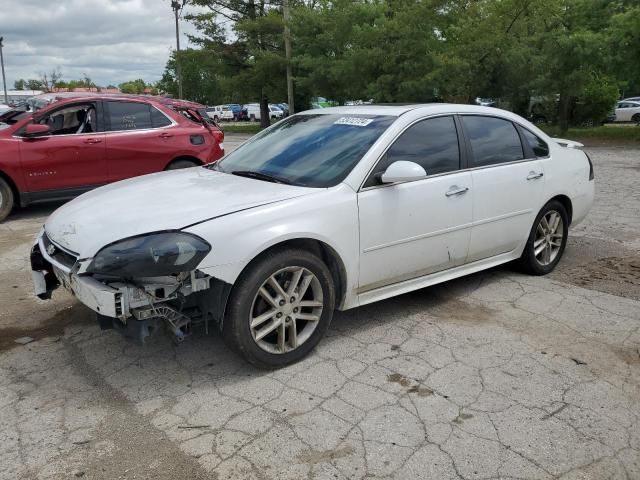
[527,172,544,180]
[445,186,469,197]
[160,132,173,139]
[83,138,102,144]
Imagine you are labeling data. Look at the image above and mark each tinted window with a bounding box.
[107,102,152,131]
[212,114,394,188]
[462,116,523,166]
[383,116,460,177]
[151,107,172,128]
[521,128,549,158]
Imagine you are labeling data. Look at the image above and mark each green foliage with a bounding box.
[162,0,639,133]
[119,79,148,94]
[14,78,45,90]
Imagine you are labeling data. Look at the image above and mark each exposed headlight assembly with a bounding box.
[87,232,211,278]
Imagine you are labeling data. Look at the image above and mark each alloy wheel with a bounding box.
[534,210,564,266]
[249,266,323,354]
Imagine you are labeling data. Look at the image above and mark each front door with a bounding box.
[357,115,473,292]
[19,101,106,193]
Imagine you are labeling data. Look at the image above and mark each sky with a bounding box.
[0,0,202,89]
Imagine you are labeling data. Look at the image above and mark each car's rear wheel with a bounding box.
[223,248,335,368]
[0,177,15,222]
[520,200,568,275]
[166,159,200,170]
[632,113,640,125]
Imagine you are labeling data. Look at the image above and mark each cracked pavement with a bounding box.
[0,142,638,479]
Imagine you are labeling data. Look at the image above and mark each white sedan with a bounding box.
[31,104,594,367]
[612,100,640,124]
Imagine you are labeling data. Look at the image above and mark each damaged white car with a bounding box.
[31,104,594,367]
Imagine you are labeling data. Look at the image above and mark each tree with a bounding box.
[119,79,148,94]
[14,79,26,90]
[158,50,223,104]
[186,0,289,127]
[39,68,63,92]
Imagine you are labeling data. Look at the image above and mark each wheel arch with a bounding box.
[164,155,204,170]
[0,169,20,206]
[234,237,348,311]
[547,194,573,225]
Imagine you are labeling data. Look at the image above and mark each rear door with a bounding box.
[19,101,107,193]
[462,115,547,263]
[103,100,176,182]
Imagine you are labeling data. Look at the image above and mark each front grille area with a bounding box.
[42,233,78,270]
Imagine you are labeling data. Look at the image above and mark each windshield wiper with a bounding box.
[231,170,293,185]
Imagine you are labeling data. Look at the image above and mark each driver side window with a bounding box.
[364,115,461,187]
[39,103,97,136]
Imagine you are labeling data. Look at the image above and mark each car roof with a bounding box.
[297,103,515,118]
[31,93,205,113]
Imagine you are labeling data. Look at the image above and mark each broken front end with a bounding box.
[31,229,231,345]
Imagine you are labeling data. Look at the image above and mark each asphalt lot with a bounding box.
[0,138,639,479]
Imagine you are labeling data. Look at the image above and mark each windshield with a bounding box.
[210,113,394,187]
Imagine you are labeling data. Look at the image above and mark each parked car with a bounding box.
[0,94,224,221]
[474,97,497,107]
[610,100,640,124]
[245,103,284,121]
[226,104,242,121]
[32,104,594,367]
[220,105,235,121]
[205,105,224,122]
[0,103,10,114]
[276,103,289,116]
[621,97,640,102]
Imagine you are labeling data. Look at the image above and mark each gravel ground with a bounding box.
[0,140,638,480]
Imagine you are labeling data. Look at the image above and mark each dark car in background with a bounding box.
[0,94,224,221]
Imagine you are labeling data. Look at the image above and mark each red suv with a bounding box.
[0,94,224,221]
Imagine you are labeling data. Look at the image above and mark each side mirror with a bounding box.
[23,123,51,138]
[380,161,427,184]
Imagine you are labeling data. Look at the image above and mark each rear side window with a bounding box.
[151,106,172,128]
[106,101,152,131]
[462,116,523,166]
[521,128,549,158]
[369,116,460,184]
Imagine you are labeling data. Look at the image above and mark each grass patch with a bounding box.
[219,123,263,134]
[539,125,640,145]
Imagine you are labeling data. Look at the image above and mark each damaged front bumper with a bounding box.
[31,229,229,344]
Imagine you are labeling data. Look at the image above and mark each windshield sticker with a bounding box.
[334,117,374,127]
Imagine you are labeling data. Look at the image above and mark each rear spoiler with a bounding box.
[552,138,584,148]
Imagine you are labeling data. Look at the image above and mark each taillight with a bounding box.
[211,126,224,144]
[584,151,594,181]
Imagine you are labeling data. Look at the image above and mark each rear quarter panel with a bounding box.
[539,142,594,226]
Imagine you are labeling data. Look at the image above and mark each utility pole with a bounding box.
[171,1,185,99]
[283,0,294,113]
[0,37,8,104]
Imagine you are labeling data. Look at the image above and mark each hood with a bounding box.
[45,167,315,257]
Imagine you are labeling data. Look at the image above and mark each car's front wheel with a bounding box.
[223,248,335,368]
[520,200,569,275]
[0,177,15,222]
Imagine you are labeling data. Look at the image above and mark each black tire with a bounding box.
[166,159,200,170]
[0,177,15,222]
[520,200,569,275]
[223,248,335,368]
[632,114,640,125]
[214,115,219,122]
